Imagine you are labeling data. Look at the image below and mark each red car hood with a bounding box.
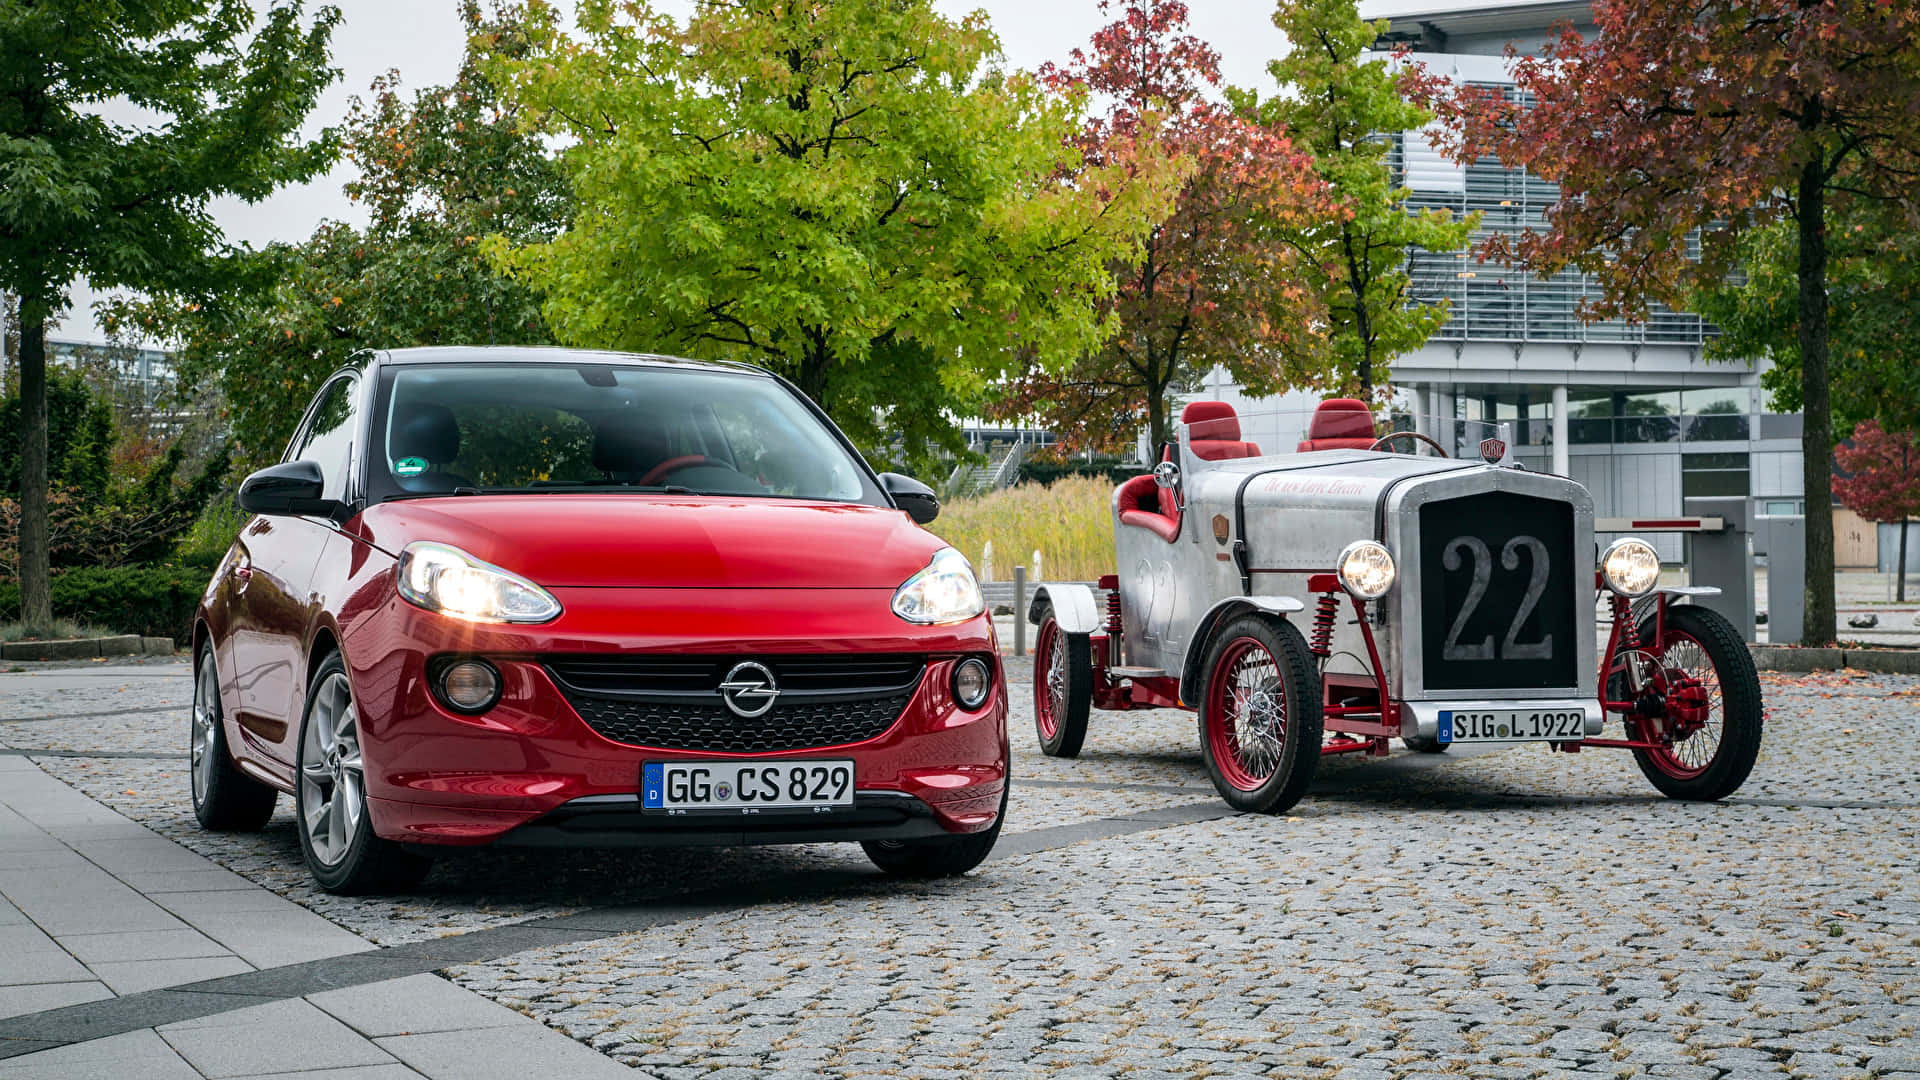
[352,496,948,589]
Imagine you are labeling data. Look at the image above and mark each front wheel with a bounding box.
[863,783,1007,878]
[1032,603,1092,758]
[1625,605,1763,801]
[1197,615,1323,813]
[295,652,433,894]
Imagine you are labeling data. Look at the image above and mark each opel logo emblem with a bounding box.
[718,661,779,719]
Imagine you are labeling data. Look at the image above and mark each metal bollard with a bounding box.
[1013,566,1027,657]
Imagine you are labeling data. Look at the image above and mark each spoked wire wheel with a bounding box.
[1197,615,1321,813]
[1624,604,1762,801]
[1031,603,1091,758]
[299,671,364,868]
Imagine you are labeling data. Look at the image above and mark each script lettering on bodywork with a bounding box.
[1256,477,1369,497]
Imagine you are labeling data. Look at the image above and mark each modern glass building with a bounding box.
[1194,0,1814,563]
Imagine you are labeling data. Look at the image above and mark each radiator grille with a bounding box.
[1418,493,1578,691]
[545,654,924,753]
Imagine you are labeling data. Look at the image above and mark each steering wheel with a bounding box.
[638,455,711,486]
[1369,431,1450,457]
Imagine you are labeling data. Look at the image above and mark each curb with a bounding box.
[0,635,175,661]
[1750,645,1920,675]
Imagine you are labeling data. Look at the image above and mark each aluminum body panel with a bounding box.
[1111,420,1596,708]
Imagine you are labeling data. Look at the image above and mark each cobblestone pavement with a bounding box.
[2,660,1917,1078]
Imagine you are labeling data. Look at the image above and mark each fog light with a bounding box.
[437,659,501,713]
[952,657,992,710]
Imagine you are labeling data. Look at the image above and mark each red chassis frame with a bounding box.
[1078,573,1702,755]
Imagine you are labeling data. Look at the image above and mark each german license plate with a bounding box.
[642,760,854,814]
[1438,708,1587,744]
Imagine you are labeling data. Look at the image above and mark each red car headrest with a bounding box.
[1305,398,1375,441]
[1180,400,1241,443]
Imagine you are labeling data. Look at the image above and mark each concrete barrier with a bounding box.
[1,634,175,661]
[1750,645,1920,674]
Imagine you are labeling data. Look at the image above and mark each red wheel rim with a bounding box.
[1205,636,1288,791]
[1034,619,1063,740]
[1636,628,1725,780]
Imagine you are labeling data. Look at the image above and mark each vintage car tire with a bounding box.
[1196,615,1323,814]
[295,652,434,895]
[190,645,279,831]
[1032,604,1093,758]
[1625,605,1763,802]
[862,783,1007,878]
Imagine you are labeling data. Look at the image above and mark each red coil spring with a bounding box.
[1614,595,1640,651]
[1105,588,1123,636]
[1310,592,1338,657]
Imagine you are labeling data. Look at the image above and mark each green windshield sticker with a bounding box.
[395,457,428,477]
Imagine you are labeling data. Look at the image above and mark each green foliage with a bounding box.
[174,499,250,571]
[0,0,341,326]
[1238,0,1475,395]
[1696,208,1920,437]
[0,368,112,501]
[112,1,565,470]
[1016,460,1142,488]
[0,565,207,642]
[485,0,1174,472]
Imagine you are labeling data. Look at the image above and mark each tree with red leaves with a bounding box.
[1406,0,1920,646]
[990,0,1331,455]
[1835,422,1920,603]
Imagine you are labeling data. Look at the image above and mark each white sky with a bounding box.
[61,0,1292,343]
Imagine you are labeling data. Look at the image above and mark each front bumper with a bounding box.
[342,586,1008,848]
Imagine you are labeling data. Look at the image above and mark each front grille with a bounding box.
[545,654,925,753]
[1418,492,1577,691]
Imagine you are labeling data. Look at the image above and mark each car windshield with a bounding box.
[375,363,875,502]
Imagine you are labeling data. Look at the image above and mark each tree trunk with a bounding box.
[1794,161,1837,645]
[1899,517,1909,605]
[1146,381,1167,461]
[17,317,52,633]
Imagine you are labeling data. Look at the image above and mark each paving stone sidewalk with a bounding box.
[1,659,1916,1079]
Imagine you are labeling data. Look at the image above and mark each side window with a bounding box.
[295,376,362,502]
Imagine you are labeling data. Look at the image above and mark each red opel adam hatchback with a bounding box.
[191,347,1007,893]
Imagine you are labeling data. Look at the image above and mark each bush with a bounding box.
[1016,460,1143,487]
[174,499,248,571]
[0,564,208,642]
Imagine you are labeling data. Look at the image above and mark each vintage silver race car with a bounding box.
[1028,399,1763,813]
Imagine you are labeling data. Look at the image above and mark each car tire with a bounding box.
[862,782,1007,879]
[1032,602,1092,758]
[190,645,278,831]
[1626,605,1763,802]
[295,651,433,895]
[1197,614,1322,814]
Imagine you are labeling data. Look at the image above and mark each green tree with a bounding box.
[485,0,1175,471]
[115,1,566,470]
[0,0,338,632]
[1236,0,1475,397]
[1696,204,1920,439]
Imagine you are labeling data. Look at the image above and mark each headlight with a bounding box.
[397,542,562,623]
[1336,540,1397,600]
[891,548,984,625]
[1601,537,1661,598]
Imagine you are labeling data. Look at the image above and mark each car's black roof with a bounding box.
[374,345,771,377]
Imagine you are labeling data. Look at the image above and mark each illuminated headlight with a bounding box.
[891,548,984,625]
[1336,540,1397,601]
[1601,538,1661,598]
[397,542,561,623]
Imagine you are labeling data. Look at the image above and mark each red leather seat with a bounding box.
[1181,401,1261,461]
[1116,473,1180,542]
[1297,398,1379,452]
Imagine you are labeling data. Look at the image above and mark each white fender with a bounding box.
[1179,595,1307,706]
[1027,583,1102,635]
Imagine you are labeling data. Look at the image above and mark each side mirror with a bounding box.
[1153,461,1181,490]
[879,472,940,525]
[237,460,337,517]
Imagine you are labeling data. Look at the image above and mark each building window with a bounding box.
[1682,452,1751,498]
